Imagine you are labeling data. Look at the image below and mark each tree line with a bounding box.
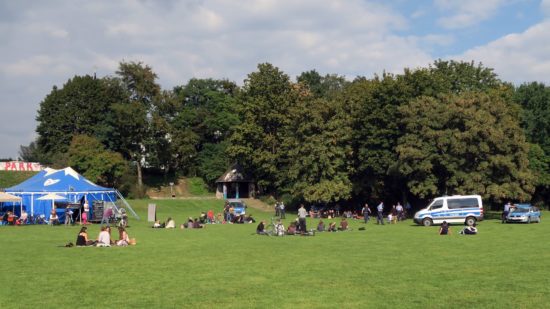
[20,60,550,209]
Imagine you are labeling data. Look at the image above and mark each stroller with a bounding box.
[115,208,128,228]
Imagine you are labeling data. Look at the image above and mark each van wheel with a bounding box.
[422,218,433,227]
[465,217,476,226]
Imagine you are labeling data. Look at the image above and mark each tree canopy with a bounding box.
[28,59,549,207]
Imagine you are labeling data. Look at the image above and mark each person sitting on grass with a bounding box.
[439,221,451,235]
[165,217,176,229]
[338,218,349,231]
[244,214,256,223]
[75,226,96,246]
[460,223,478,235]
[19,210,28,225]
[327,221,337,232]
[193,218,204,229]
[317,220,325,232]
[199,212,207,224]
[275,219,285,236]
[234,215,245,224]
[97,226,111,247]
[116,227,130,246]
[256,220,266,235]
[286,222,297,235]
[207,210,214,224]
[186,217,194,229]
[49,210,60,226]
[152,220,162,228]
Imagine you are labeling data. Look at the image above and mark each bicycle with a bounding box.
[265,217,276,236]
[264,217,285,236]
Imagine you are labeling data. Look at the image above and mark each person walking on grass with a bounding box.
[274,201,280,217]
[502,201,511,223]
[362,203,371,224]
[279,200,286,219]
[376,202,384,225]
[65,206,73,226]
[396,202,404,221]
[298,204,308,234]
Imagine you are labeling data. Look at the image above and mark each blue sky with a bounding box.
[1,0,549,159]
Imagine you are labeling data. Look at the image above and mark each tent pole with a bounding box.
[115,190,140,220]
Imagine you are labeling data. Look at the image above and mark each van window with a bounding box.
[429,200,443,210]
[447,198,479,209]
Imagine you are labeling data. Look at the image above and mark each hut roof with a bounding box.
[216,163,254,183]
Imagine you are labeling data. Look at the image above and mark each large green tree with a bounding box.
[345,74,410,201]
[228,63,293,193]
[67,135,127,187]
[110,61,161,188]
[297,70,349,99]
[514,82,550,205]
[397,92,534,201]
[279,84,353,202]
[171,78,240,182]
[35,75,123,161]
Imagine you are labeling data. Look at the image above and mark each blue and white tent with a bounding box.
[5,167,137,220]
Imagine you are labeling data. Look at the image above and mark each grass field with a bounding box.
[1,199,549,308]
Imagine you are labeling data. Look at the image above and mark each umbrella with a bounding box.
[0,192,23,214]
[37,193,67,210]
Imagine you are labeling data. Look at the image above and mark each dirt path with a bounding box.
[146,178,191,198]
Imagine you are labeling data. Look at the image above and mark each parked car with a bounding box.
[506,204,541,223]
[414,195,484,226]
[227,198,247,215]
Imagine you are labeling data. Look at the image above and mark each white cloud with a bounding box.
[454,20,550,84]
[2,0,545,158]
[542,0,550,15]
[435,0,508,29]
[0,0,434,158]
[106,23,143,36]
[3,55,54,76]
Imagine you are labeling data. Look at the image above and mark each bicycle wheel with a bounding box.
[265,223,275,236]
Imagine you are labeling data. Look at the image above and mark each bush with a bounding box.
[187,177,211,196]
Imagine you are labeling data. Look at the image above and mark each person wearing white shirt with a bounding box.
[502,202,512,223]
[97,226,111,247]
[298,205,307,233]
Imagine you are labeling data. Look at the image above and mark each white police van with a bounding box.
[414,195,483,226]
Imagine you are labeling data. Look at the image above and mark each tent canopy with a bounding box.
[0,192,22,202]
[7,167,112,193]
[5,167,119,218]
[5,167,138,220]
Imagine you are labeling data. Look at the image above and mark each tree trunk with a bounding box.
[136,160,143,188]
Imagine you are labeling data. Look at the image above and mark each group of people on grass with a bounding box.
[277,201,412,224]
[257,204,354,236]
[363,202,409,225]
[1,200,122,227]
[74,225,133,247]
[438,221,478,235]
[152,210,257,230]
[152,217,202,229]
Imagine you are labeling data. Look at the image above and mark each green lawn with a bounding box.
[0,170,37,189]
[1,199,549,308]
